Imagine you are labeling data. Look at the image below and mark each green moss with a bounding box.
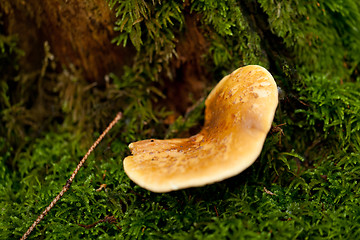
[294,72,360,153]
[190,0,268,71]
[258,0,360,80]
[0,33,24,74]
[1,0,360,239]
[108,0,185,83]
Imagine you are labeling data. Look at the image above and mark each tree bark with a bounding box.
[1,0,132,82]
[0,1,211,115]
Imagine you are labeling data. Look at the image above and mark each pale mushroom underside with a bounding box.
[123,65,278,192]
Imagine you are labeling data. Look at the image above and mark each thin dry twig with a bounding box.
[264,187,277,196]
[21,112,122,240]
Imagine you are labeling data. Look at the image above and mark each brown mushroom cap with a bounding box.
[123,65,278,192]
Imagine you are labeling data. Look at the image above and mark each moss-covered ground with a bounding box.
[1,0,360,239]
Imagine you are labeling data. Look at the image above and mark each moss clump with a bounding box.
[259,0,360,80]
[1,0,360,239]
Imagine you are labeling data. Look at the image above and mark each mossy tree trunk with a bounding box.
[1,1,211,113]
[1,0,131,82]
[1,1,215,114]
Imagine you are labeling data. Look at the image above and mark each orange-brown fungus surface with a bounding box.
[123,65,278,192]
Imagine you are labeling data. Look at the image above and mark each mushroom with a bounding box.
[123,65,278,192]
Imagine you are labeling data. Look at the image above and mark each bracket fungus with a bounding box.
[123,65,278,192]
